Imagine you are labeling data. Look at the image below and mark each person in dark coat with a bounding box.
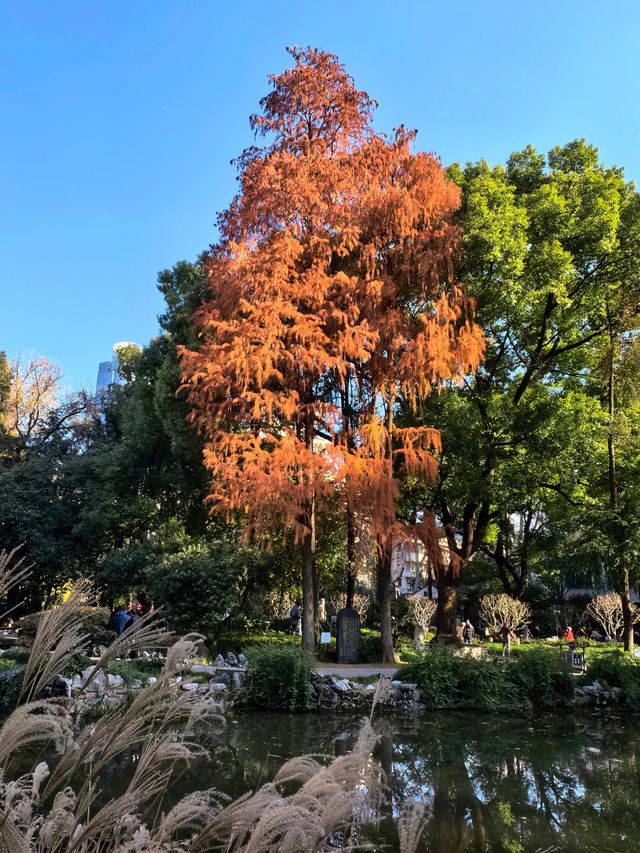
[109,605,131,636]
[289,600,301,635]
[462,620,474,645]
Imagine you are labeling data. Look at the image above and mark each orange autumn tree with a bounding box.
[180,47,483,655]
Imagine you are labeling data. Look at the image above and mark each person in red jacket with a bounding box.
[564,626,575,643]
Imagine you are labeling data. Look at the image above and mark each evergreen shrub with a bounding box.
[400,646,574,711]
[245,644,314,712]
[582,651,640,707]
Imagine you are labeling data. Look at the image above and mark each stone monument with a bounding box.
[336,608,360,664]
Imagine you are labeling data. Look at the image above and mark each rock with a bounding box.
[226,652,238,667]
[210,682,228,693]
[190,664,215,676]
[106,674,124,688]
[332,678,351,693]
[147,676,157,685]
[81,666,95,684]
[72,674,83,690]
[181,682,199,691]
[398,682,417,692]
[214,654,226,668]
[238,653,247,668]
[413,624,426,650]
[85,672,107,694]
[611,687,623,701]
[231,671,245,690]
[42,674,72,698]
[131,679,142,689]
[391,680,403,687]
[314,677,339,708]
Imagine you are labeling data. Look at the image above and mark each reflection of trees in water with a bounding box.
[157,711,638,852]
[385,714,640,852]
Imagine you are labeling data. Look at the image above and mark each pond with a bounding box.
[105,709,639,851]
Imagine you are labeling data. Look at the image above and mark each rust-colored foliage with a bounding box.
[180,47,483,611]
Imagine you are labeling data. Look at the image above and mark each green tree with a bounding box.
[408,140,640,634]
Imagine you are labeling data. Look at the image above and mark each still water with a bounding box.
[137,710,640,852]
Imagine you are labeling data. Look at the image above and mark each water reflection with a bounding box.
[194,711,639,852]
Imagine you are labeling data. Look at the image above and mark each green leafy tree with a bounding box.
[408,140,640,634]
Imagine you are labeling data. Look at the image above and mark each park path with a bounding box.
[315,663,402,678]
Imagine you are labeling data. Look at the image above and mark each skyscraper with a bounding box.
[95,342,141,396]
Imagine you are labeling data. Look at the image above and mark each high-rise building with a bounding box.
[96,342,141,396]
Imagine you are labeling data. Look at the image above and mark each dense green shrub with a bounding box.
[245,644,314,712]
[582,651,640,707]
[359,629,383,663]
[106,658,163,685]
[17,607,114,647]
[0,647,29,665]
[149,544,261,634]
[509,647,575,707]
[0,667,24,714]
[400,646,574,711]
[390,597,414,638]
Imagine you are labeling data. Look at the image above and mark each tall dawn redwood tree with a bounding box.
[180,47,483,655]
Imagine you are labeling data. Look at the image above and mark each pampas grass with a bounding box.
[190,719,385,852]
[0,551,424,852]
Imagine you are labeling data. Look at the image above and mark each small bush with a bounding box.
[400,646,574,711]
[582,651,640,707]
[0,647,29,666]
[359,629,383,663]
[509,647,574,708]
[245,643,315,712]
[0,667,24,714]
[106,659,162,685]
[390,597,414,638]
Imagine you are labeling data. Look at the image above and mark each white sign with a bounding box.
[320,632,332,645]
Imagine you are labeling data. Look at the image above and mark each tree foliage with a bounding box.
[180,46,483,653]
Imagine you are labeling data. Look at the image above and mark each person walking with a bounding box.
[127,603,143,658]
[564,626,575,644]
[462,620,474,645]
[500,623,513,656]
[289,600,302,635]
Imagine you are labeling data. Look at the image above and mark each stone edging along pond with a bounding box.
[1,650,633,717]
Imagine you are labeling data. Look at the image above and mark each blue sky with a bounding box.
[2,0,640,392]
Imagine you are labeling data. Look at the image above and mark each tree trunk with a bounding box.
[605,315,634,654]
[622,568,635,654]
[346,500,356,609]
[377,544,395,663]
[435,576,458,637]
[301,505,316,654]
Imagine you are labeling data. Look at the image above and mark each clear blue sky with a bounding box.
[3,0,640,392]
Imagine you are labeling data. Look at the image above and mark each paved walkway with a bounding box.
[315,663,402,678]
